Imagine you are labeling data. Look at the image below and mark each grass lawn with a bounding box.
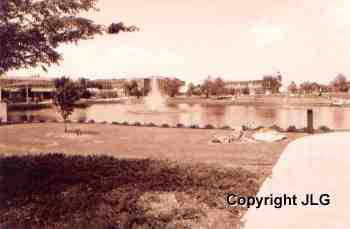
[0,123,306,228]
[0,154,258,229]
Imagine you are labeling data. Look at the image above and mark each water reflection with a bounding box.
[333,108,345,129]
[7,103,350,130]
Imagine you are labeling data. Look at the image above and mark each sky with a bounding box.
[7,0,350,85]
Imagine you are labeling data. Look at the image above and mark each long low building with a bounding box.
[0,75,184,102]
[87,76,183,96]
[224,73,282,95]
[0,75,55,102]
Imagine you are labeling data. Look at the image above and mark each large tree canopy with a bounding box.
[0,0,139,74]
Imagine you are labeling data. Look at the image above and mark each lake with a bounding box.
[7,102,350,130]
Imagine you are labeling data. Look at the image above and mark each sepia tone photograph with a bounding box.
[0,0,349,228]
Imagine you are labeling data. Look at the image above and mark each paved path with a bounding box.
[242,132,350,228]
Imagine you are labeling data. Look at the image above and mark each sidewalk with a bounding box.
[242,132,350,228]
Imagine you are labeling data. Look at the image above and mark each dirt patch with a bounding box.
[0,154,259,229]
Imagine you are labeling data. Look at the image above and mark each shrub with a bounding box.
[204,124,215,129]
[77,116,87,123]
[112,121,120,125]
[146,122,157,127]
[39,119,46,123]
[319,125,332,132]
[189,124,200,129]
[100,121,108,124]
[241,125,249,131]
[220,125,231,130]
[121,121,129,126]
[161,123,170,128]
[26,116,34,123]
[286,125,298,132]
[88,119,95,124]
[133,121,142,126]
[176,123,184,128]
[269,124,283,132]
[253,126,264,131]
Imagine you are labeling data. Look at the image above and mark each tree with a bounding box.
[123,80,139,97]
[228,88,235,95]
[193,84,202,96]
[123,81,131,96]
[263,74,282,94]
[212,77,225,96]
[130,80,142,98]
[165,78,184,97]
[78,77,91,98]
[0,0,138,74]
[186,83,195,96]
[310,82,320,94]
[78,78,88,89]
[288,81,298,94]
[242,86,250,95]
[53,77,81,133]
[300,81,312,94]
[201,76,213,98]
[331,74,348,92]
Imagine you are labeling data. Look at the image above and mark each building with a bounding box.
[224,73,282,95]
[87,78,126,90]
[86,77,160,97]
[87,78,128,97]
[87,76,182,97]
[130,76,170,95]
[0,75,184,101]
[0,75,55,102]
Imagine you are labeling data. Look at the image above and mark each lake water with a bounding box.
[7,103,350,130]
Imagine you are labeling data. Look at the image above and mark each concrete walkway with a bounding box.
[242,132,350,228]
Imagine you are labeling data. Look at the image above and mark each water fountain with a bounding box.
[144,77,166,112]
[127,77,180,115]
[126,77,188,118]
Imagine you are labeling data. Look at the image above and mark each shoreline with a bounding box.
[6,95,350,112]
[168,96,336,107]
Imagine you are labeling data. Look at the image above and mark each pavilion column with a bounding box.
[0,87,7,123]
[26,84,29,104]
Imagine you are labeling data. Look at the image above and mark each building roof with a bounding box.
[1,75,53,81]
[225,80,263,84]
[4,88,20,92]
[31,88,55,92]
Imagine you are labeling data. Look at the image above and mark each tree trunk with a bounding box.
[64,120,68,133]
